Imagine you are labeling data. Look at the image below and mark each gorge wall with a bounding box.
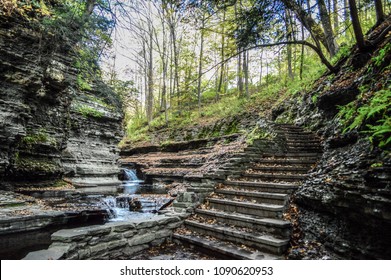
[272,18,391,259]
[0,13,123,190]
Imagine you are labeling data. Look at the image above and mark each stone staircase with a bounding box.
[173,123,322,259]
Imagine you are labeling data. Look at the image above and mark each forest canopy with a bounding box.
[1,0,389,148]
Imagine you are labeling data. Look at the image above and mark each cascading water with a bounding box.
[103,168,172,222]
[124,169,139,181]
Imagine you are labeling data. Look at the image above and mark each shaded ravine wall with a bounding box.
[272,18,391,259]
[0,13,123,190]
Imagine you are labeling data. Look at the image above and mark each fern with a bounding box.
[338,88,391,149]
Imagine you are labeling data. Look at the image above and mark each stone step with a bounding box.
[275,126,302,130]
[242,152,316,160]
[252,158,317,165]
[145,172,185,179]
[215,189,288,205]
[183,220,289,255]
[279,131,312,136]
[195,209,291,238]
[154,163,203,168]
[286,139,320,144]
[207,198,285,218]
[251,166,310,173]
[223,180,298,193]
[243,153,320,161]
[241,173,306,182]
[286,148,322,153]
[287,141,320,148]
[173,234,280,260]
[266,152,321,157]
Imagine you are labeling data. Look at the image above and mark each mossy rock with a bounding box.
[14,156,62,177]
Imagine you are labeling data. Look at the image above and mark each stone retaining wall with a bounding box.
[23,212,187,260]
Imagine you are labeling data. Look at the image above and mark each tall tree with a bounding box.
[348,0,367,51]
[281,0,334,56]
[317,0,339,56]
[374,0,385,25]
[197,13,206,113]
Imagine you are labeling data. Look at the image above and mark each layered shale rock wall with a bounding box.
[272,18,391,259]
[0,14,123,190]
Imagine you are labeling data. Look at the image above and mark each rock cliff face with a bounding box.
[273,19,391,259]
[0,15,123,190]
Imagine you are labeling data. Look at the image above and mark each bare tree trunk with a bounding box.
[286,9,294,80]
[217,10,226,101]
[282,0,333,55]
[318,0,339,57]
[84,0,96,17]
[259,50,263,89]
[244,50,250,98]
[300,22,305,80]
[237,50,244,96]
[348,0,367,51]
[344,0,350,35]
[197,16,205,114]
[147,27,154,124]
[333,0,339,34]
[266,58,269,86]
[375,0,385,25]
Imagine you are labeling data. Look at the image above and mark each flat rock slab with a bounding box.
[23,245,71,260]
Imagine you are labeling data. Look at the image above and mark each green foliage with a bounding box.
[0,0,51,18]
[22,129,57,147]
[15,156,59,173]
[246,126,273,145]
[76,74,92,91]
[85,94,114,110]
[370,162,383,168]
[372,43,391,67]
[311,93,319,104]
[331,44,352,64]
[338,88,391,149]
[77,105,104,118]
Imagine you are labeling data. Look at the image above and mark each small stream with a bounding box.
[102,169,172,222]
[0,169,173,259]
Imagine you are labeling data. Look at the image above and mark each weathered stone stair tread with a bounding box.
[183,220,289,254]
[207,198,284,211]
[145,171,186,177]
[242,173,306,181]
[195,209,290,229]
[173,234,280,260]
[260,153,320,158]
[155,163,203,168]
[251,166,310,172]
[253,158,317,164]
[286,140,320,143]
[216,189,288,201]
[225,180,298,189]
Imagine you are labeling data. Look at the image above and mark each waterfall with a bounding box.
[124,169,139,181]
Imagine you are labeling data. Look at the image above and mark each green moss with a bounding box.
[275,111,294,124]
[77,105,104,118]
[372,42,391,67]
[370,162,383,168]
[224,120,239,135]
[86,94,114,110]
[22,129,57,147]
[15,157,59,173]
[77,74,92,91]
[246,127,273,145]
[311,93,319,104]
